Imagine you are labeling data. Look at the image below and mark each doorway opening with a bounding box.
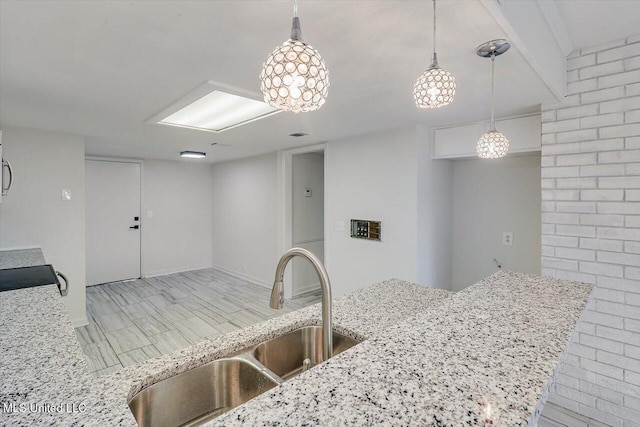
[291,152,324,297]
[279,144,326,300]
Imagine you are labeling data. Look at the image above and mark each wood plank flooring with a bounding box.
[77,268,321,376]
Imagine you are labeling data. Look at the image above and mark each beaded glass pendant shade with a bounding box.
[476,128,509,159]
[260,8,329,113]
[413,56,456,109]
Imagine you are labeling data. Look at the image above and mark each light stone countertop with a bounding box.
[0,248,46,269]
[0,272,592,426]
[212,272,592,426]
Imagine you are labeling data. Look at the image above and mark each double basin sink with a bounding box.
[128,326,362,427]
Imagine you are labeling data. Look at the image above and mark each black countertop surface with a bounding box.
[0,264,59,292]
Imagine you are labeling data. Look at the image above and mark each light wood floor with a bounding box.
[76,268,321,376]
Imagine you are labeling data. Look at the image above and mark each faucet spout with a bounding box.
[270,280,284,309]
[269,248,333,360]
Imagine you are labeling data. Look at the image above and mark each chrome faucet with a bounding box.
[270,247,333,361]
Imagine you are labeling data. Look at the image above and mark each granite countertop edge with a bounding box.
[0,272,593,427]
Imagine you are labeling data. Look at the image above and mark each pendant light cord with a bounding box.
[490,54,495,129]
[294,0,298,17]
[432,0,436,55]
[430,0,439,66]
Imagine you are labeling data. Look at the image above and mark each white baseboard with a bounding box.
[70,316,89,328]
[212,264,271,289]
[143,264,212,278]
[293,281,320,297]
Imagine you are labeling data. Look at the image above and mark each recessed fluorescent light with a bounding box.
[150,81,281,133]
[180,151,206,159]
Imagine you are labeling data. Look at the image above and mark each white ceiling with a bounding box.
[555,0,640,50]
[0,0,632,164]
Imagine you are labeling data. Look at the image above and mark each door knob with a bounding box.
[129,225,139,230]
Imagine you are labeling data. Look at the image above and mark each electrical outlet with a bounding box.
[336,221,345,232]
[502,232,513,246]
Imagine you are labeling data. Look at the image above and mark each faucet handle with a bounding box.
[269,280,285,309]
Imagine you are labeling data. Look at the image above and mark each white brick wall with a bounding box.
[541,35,640,427]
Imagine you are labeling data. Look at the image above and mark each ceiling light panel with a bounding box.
[153,82,280,133]
[180,150,206,158]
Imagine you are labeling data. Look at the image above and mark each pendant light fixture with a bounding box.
[413,0,456,109]
[476,39,510,159]
[260,0,329,113]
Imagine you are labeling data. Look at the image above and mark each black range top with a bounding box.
[0,264,61,293]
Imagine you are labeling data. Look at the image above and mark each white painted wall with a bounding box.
[211,126,455,295]
[292,152,324,295]
[211,153,278,287]
[324,126,420,296]
[0,126,86,325]
[142,159,213,277]
[417,126,453,289]
[450,154,542,291]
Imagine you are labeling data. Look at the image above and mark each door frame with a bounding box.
[85,156,145,281]
[277,143,327,300]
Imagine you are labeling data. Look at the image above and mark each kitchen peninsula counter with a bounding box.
[0,272,591,426]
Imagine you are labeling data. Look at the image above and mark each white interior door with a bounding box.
[86,160,141,285]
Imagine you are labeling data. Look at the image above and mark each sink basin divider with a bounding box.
[232,352,284,386]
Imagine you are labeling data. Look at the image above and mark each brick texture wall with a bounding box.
[541,35,640,427]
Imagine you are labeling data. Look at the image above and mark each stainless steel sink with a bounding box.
[253,326,361,380]
[131,247,358,426]
[128,355,280,427]
[128,327,363,426]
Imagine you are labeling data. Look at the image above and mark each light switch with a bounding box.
[147,210,154,218]
[304,188,312,197]
[502,232,513,246]
[336,221,345,232]
[61,189,72,201]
